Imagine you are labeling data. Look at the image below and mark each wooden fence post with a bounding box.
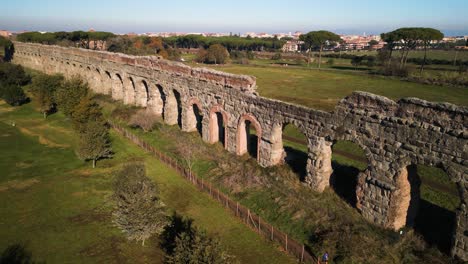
[271,225,273,240]
[258,216,261,232]
[285,234,288,251]
[301,245,304,263]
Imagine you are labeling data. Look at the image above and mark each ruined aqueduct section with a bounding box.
[12,42,467,260]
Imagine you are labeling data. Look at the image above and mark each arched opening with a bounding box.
[209,106,228,148]
[149,84,165,116]
[271,123,308,181]
[330,140,368,207]
[125,77,136,105]
[391,164,459,254]
[112,73,124,101]
[164,89,182,127]
[174,89,182,127]
[104,70,112,95]
[185,99,203,136]
[237,114,261,160]
[137,80,150,107]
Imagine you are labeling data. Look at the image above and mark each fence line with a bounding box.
[109,121,318,264]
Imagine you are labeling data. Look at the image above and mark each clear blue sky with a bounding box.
[2,0,467,35]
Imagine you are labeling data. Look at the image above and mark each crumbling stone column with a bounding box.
[181,104,196,132]
[201,118,211,143]
[304,136,333,192]
[452,205,467,260]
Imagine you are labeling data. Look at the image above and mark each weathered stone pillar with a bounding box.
[226,125,238,154]
[164,94,178,126]
[201,117,211,143]
[181,103,196,132]
[304,136,333,192]
[452,205,467,260]
[256,123,284,167]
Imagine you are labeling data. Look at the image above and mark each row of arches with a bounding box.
[17,52,463,258]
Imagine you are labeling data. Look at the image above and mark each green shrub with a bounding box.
[1,84,28,106]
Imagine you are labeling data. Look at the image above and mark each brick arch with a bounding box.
[209,104,229,148]
[236,113,262,160]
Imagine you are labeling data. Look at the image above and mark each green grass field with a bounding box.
[325,49,468,61]
[0,100,295,264]
[206,64,468,111]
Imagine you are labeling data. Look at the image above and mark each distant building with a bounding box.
[339,34,384,51]
[282,40,304,52]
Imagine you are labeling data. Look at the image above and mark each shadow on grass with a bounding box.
[414,199,456,254]
[284,146,308,181]
[160,213,195,255]
[330,161,360,207]
[0,243,43,264]
[330,66,370,71]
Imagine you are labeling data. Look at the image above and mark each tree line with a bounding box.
[0,61,112,168]
[164,34,286,51]
[16,31,115,49]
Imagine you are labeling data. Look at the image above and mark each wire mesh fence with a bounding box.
[109,121,318,263]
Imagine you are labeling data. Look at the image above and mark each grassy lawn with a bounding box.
[0,100,295,264]
[207,64,468,111]
[322,50,468,61]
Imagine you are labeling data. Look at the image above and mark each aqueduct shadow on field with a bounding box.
[389,164,460,254]
[330,140,368,207]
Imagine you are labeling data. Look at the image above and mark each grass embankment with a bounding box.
[0,101,295,263]
[101,97,462,263]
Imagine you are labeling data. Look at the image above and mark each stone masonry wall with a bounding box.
[12,42,467,260]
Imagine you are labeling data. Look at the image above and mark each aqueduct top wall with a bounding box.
[12,42,467,260]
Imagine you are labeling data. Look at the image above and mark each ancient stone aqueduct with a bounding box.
[12,42,467,260]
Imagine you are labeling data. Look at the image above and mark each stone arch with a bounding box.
[183,97,204,136]
[135,79,150,107]
[112,73,124,101]
[148,83,165,116]
[164,88,182,126]
[124,76,136,105]
[103,70,112,95]
[208,105,229,148]
[388,161,463,254]
[236,113,262,160]
[270,121,309,180]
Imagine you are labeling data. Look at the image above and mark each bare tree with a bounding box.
[175,137,199,181]
[129,108,161,132]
